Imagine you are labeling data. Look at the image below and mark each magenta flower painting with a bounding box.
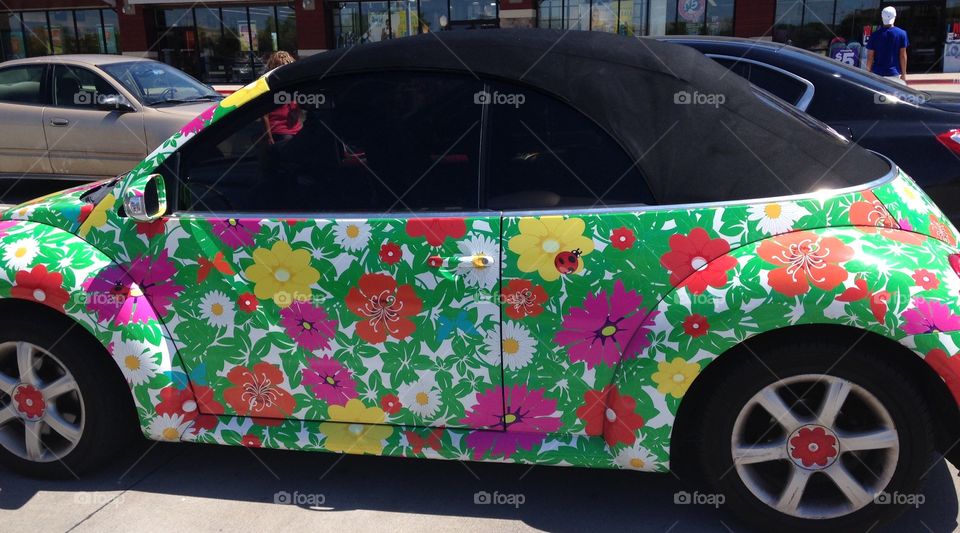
[461,385,561,460]
[179,104,216,136]
[0,220,16,238]
[902,297,960,334]
[210,218,262,249]
[280,301,337,351]
[83,250,184,325]
[554,280,658,369]
[301,355,358,406]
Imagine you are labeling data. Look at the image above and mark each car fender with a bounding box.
[0,219,197,441]
[609,226,960,456]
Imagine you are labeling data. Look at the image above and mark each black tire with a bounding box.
[0,314,139,478]
[694,335,934,532]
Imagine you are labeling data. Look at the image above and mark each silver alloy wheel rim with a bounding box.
[731,374,899,520]
[0,341,84,463]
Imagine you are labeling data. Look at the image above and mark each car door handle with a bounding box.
[465,254,495,268]
[49,118,69,127]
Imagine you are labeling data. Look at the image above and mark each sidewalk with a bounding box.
[908,72,960,92]
[0,440,956,533]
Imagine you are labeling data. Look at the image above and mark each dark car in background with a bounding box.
[660,36,960,221]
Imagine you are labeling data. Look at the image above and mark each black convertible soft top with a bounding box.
[268,29,890,205]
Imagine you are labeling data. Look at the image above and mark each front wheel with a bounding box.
[0,317,137,478]
[695,337,934,532]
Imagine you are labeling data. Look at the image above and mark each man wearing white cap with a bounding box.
[866,6,909,84]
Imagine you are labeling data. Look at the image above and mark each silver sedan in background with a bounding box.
[0,55,222,202]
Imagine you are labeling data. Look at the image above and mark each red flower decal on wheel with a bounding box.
[12,384,45,420]
[501,279,548,320]
[788,426,838,468]
[757,231,853,297]
[575,385,644,447]
[346,273,423,344]
[405,218,466,246]
[11,265,70,312]
[659,228,737,294]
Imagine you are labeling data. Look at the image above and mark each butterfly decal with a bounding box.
[436,311,478,342]
[167,363,209,389]
[197,251,235,283]
[837,277,889,325]
[405,429,443,454]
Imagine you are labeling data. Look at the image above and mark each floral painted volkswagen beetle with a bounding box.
[1,30,959,530]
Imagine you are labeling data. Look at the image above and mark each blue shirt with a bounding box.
[867,25,909,76]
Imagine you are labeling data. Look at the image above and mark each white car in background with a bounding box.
[0,55,222,201]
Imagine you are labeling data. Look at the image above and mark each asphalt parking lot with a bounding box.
[0,439,958,533]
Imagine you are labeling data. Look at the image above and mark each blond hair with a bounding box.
[267,51,296,70]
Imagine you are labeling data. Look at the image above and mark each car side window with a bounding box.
[711,58,807,107]
[51,65,121,108]
[0,66,44,104]
[484,81,655,210]
[177,72,483,213]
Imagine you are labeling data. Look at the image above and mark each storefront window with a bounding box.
[22,12,51,57]
[618,0,647,36]
[334,3,363,46]
[156,8,199,79]
[102,9,119,53]
[155,4,295,83]
[362,2,390,42]
[834,0,875,42]
[390,0,419,38]
[48,11,78,54]
[277,6,297,52]
[0,13,26,60]
[536,0,731,35]
[539,0,565,28]
[564,0,588,29]
[420,0,450,32]
[75,10,103,54]
[591,0,618,32]
[196,7,224,82]
[451,0,496,20]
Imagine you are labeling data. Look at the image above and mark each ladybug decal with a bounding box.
[554,249,582,275]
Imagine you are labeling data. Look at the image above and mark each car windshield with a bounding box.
[100,61,221,106]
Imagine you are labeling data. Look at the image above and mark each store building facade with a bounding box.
[1,0,958,80]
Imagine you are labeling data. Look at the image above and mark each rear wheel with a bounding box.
[0,317,137,478]
[695,337,933,531]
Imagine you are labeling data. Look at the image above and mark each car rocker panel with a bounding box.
[2,76,960,476]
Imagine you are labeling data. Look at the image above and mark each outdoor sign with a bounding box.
[829,38,864,68]
[678,0,705,23]
[946,22,960,73]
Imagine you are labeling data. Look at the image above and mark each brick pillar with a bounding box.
[117,4,157,58]
[296,2,331,56]
[499,0,537,29]
[734,0,776,38]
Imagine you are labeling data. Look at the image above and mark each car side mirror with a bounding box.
[98,94,135,113]
[123,173,167,222]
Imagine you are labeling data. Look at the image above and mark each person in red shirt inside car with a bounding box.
[263,51,302,144]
